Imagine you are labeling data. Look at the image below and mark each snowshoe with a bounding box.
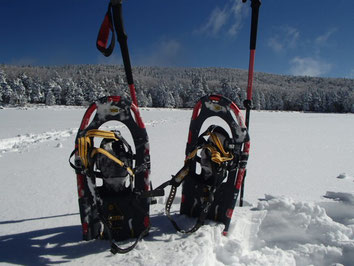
[69,96,151,253]
[163,94,250,235]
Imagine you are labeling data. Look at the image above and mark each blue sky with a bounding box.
[0,0,353,78]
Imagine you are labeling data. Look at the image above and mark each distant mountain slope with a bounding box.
[1,65,353,112]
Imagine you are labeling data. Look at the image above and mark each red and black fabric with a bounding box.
[96,4,115,57]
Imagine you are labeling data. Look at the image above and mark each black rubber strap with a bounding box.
[97,212,149,255]
[69,149,81,172]
[110,226,149,254]
[97,197,150,254]
[165,184,214,234]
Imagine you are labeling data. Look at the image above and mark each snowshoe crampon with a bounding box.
[69,96,151,253]
[165,95,250,235]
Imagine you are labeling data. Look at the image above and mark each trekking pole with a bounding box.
[110,0,138,107]
[97,0,139,107]
[240,0,261,207]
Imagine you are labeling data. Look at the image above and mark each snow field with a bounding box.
[0,106,353,265]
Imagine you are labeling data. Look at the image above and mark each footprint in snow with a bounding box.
[56,143,63,148]
[336,172,354,182]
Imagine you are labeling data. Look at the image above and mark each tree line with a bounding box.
[1,64,353,113]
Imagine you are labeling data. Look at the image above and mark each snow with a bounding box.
[0,106,353,265]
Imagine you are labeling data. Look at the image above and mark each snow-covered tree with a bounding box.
[63,78,78,105]
[45,89,56,105]
[165,91,176,108]
[8,77,27,105]
[0,69,8,103]
[0,64,352,113]
[46,79,61,104]
[29,77,45,103]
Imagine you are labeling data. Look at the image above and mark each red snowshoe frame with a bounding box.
[165,95,250,235]
[70,96,151,252]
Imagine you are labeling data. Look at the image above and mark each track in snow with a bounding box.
[0,119,168,155]
[0,129,77,154]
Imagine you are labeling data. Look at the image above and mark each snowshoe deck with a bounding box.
[168,95,250,235]
[70,96,151,249]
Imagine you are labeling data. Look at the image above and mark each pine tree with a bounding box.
[0,69,7,103]
[30,77,45,103]
[45,89,56,105]
[9,77,27,105]
[75,86,85,105]
[165,91,176,108]
[47,79,60,104]
[64,78,77,105]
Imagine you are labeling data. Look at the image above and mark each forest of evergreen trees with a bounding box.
[1,64,353,113]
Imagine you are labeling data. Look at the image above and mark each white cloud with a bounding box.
[289,56,332,77]
[158,39,181,59]
[198,0,249,37]
[269,27,336,54]
[267,37,284,53]
[228,0,248,36]
[200,6,229,36]
[97,39,182,67]
[267,26,300,53]
[315,28,337,46]
[285,27,300,48]
[136,39,182,67]
[346,69,354,79]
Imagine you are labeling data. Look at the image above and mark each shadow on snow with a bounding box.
[0,212,192,265]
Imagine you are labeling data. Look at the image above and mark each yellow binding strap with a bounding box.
[184,132,234,166]
[77,129,120,169]
[78,136,91,168]
[185,148,199,162]
[91,148,134,177]
[86,129,119,141]
[208,132,231,157]
[174,166,189,183]
[204,144,233,165]
[207,132,234,164]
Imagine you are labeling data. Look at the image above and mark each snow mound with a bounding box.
[109,194,354,266]
[248,195,354,265]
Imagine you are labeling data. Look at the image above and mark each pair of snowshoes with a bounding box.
[70,94,249,253]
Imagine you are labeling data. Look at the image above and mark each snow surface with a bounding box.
[0,106,354,265]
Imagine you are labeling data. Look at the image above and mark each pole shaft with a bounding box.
[246,49,256,102]
[240,0,261,207]
[111,2,138,106]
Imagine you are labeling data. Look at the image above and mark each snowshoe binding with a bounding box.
[163,94,250,235]
[69,96,151,253]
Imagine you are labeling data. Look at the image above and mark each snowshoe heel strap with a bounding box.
[99,211,149,255]
[165,184,213,234]
[110,226,149,254]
